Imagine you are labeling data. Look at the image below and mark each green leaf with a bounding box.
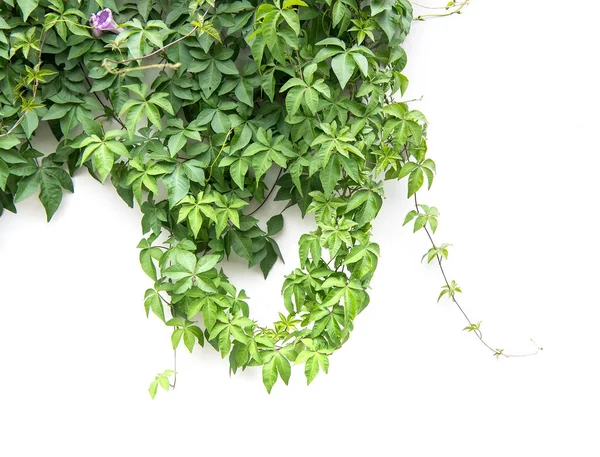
[0,135,20,150]
[262,355,278,393]
[0,160,8,191]
[235,80,254,106]
[332,1,346,28]
[200,61,222,97]
[168,132,187,157]
[407,168,424,197]
[319,155,340,196]
[281,9,300,35]
[105,141,129,158]
[164,167,190,208]
[262,10,279,50]
[230,158,248,189]
[331,53,356,89]
[211,110,231,133]
[267,214,284,236]
[304,355,320,385]
[230,230,253,261]
[14,173,40,203]
[196,254,220,273]
[20,111,39,139]
[139,248,160,280]
[171,328,183,350]
[352,52,369,77]
[218,327,231,357]
[138,0,153,21]
[145,103,162,128]
[303,87,319,114]
[183,329,196,353]
[148,380,158,399]
[38,171,63,221]
[92,144,115,182]
[285,87,304,117]
[125,104,144,139]
[355,192,381,227]
[275,353,291,385]
[17,0,39,20]
[182,160,206,185]
[203,301,217,331]
[144,289,165,322]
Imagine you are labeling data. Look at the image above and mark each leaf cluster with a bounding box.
[0,0,442,393]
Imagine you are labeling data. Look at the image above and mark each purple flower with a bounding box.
[89,9,123,38]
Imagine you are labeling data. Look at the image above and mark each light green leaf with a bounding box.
[17,0,39,20]
[0,160,8,191]
[164,167,190,208]
[331,53,356,89]
[275,353,291,385]
[20,111,39,139]
[196,254,221,274]
[262,355,278,393]
[319,155,339,196]
[92,144,115,182]
[304,355,320,384]
[303,87,319,114]
[144,289,165,322]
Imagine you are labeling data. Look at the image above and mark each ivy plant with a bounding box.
[0,0,540,396]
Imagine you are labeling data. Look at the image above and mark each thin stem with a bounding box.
[170,350,177,389]
[104,26,197,68]
[415,1,469,20]
[207,128,234,181]
[80,63,127,129]
[104,61,181,75]
[412,193,542,358]
[102,5,211,70]
[409,0,468,10]
[0,113,27,138]
[397,96,424,104]
[247,168,283,217]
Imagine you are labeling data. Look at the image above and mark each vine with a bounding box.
[0,0,539,397]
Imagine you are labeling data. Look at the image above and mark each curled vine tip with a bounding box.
[89,9,123,38]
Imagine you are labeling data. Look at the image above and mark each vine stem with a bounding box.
[104,61,180,75]
[207,128,234,181]
[412,193,542,358]
[414,1,470,20]
[0,113,27,138]
[156,292,178,389]
[103,27,197,68]
[102,5,212,71]
[80,63,127,129]
[247,168,283,217]
[170,349,177,389]
[409,0,468,11]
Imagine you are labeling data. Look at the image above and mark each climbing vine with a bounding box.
[0,0,539,396]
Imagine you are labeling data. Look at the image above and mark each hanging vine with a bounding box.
[0,0,539,397]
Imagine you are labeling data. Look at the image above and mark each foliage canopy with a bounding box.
[1,0,486,394]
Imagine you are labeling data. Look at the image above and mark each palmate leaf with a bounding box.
[11,164,73,221]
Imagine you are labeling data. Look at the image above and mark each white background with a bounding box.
[1,1,600,455]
